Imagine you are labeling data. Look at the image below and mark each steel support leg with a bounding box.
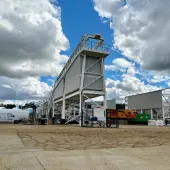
[162,107,165,120]
[52,102,54,117]
[103,95,107,127]
[62,99,65,120]
[79,93,83,126]
[104,95,107,117]
[150,109,153,119]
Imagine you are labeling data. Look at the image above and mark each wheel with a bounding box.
[14,120,19,124]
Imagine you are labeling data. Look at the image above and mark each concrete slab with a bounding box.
[0,152,44,170]
[34,148,170,170]
[0,132,25,152]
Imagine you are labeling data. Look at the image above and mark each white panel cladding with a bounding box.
[83,75,103,90]
[85,56,101,73]
[128,90,162,110]
[53,79,64,100]
[83,56,103,90]
[64,55,82,95]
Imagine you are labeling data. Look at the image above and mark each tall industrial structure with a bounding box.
[52,34,110,124]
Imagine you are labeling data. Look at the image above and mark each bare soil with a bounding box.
[12,125,170,151]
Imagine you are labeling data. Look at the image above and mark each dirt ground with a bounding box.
[1,124,170,170]
[10,125,170,151]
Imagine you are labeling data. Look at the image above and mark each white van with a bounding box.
[0,109,30,122]
[0,113,20,124]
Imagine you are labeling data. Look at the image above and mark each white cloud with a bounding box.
[93,0,170,72]
[0,76,52,100]
[127,65,136,76]
[147,76,170,84]
[105,62,160,101]
[104,58,160,101]
[93,0,124,18]
[0,0,69,79]
[1,84,11,89]
[167,82,170,87]
[105,75,160,102]
[105,58,133,72]
[0,0,69,102]
[118,73,159,93]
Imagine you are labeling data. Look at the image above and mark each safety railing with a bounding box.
[86,40,111,52]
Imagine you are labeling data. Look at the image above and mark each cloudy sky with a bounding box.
[0,0,170,104]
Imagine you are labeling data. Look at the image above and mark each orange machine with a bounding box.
[107,109,136,119]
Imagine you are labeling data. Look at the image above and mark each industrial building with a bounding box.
[126,89,170,120]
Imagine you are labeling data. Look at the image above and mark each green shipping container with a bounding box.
[135,113,151,122]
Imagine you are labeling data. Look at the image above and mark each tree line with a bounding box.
[0,103,36,109]
[0,103,126,110]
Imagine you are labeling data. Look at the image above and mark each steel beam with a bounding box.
[83,90,105,95]
[65,91,80,100]
[83,94,103,108]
